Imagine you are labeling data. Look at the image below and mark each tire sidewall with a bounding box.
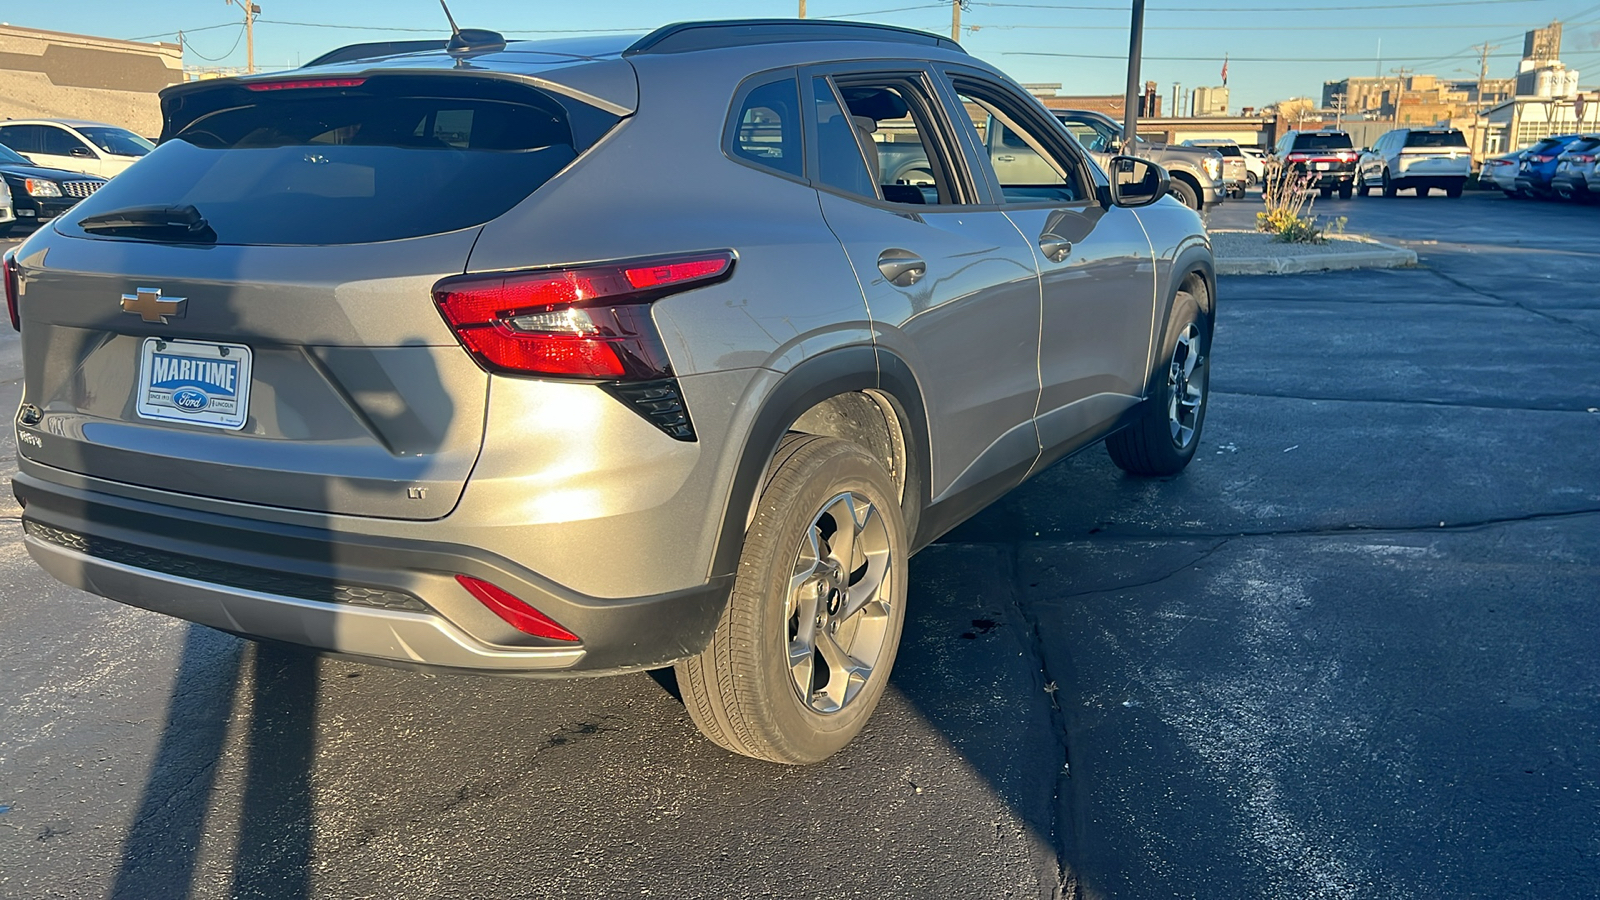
[1155,289,1210,463]
[742,442,908,761]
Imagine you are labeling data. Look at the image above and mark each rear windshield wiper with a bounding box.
[77,204,218,243]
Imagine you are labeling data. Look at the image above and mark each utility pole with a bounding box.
[1332,92,1346,129]
[1390,66,1411,127]
[798,0,806,18]
[1121,0,1146,145]
[1470,42,1499,166]
[951,0,968,43]
[225,0,260,74]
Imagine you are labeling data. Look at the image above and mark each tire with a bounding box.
[0,222,11,238]
[1382,170,1397,198]
[1445,180,1464,199]
[1167,177,1200,210]
[1356,171,1371,197]
[1106,289,1210,477]
[1338,184,1353,200]
[1246,171,1259,187]
[675,434,908,764]
[1319,186,1333,199]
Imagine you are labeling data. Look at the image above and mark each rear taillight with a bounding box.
[244,77,367,91]
[1530,154,1555,163]
[433,251,733,380]
[1486,159,1512,168]
[1284,152,1310,163]
[455,575,580,642]
[4,250,19,332]
[1570,154,1596,164]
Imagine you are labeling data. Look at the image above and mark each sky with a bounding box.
[6,0,1600,110]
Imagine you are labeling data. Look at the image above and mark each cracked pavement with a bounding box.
[3,190,1599,899]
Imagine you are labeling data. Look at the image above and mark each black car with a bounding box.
[0,143,107,236]
[1269,130,1359,199]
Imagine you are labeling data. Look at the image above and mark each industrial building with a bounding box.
[0,24,182,138]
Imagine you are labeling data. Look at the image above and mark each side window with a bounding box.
[952,80,1084,204]
[1058,118,1109,152]
[41,126,92,157]
[811,76,880,200]
[728,77,803,179]
[832,78,963,205]
[0,125,41,154]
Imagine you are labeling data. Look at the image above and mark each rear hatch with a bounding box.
[17,71,621,519]
[1400,130,1468,170]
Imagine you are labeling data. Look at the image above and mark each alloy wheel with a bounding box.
[1167,323,1205,449]
[784,491,895,714]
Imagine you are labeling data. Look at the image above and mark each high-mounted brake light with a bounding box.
[433,251,734,380]
[4,250,19,332]
[244,77,367,91]
[456,575,580,642]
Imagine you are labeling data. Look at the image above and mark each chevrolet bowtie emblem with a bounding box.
[121,287,186,324]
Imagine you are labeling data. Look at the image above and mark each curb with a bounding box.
[1213,237,1418,276]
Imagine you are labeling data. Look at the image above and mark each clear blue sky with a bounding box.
[7,1,1599,110]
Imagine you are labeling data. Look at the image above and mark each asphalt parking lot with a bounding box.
[2,189,1597,900]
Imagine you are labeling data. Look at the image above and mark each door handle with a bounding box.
[995,154,1017,163]
[1038,234,1073,263]
[877,249,926,287]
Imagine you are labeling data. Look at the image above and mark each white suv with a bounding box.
[1356,128,1470,198]
[0,119,155,179]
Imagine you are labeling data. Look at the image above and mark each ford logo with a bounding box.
[172,387,210,412]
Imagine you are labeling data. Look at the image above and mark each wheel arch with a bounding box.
[708,346,932,580]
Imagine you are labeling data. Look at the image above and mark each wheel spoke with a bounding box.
[837,550,891,623]
[815,626,871,710]
[820,494,861,577]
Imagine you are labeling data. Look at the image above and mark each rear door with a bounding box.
[16,74,613,519]
[805,67,1043,505]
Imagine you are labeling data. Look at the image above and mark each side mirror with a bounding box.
[69,146,95,159]
[1106,155,1168,208]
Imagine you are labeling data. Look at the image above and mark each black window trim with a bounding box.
[721,66,810,187]
[938,66,1102,212]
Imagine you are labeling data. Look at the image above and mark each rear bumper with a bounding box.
[14,471,732,677]
[1552,172,1590,195]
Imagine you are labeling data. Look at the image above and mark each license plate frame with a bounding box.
[136,337,253,430]
[1313,162,1331,171]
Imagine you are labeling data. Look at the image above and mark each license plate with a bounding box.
[1314,162,1331,170]
[136,338,253,430]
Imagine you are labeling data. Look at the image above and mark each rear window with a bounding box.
[1404,131,1467,148]
[58,77,603,245]
[1566,137,1600,153]
[1292,133,1353,151]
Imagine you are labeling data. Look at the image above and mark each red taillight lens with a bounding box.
[1531,154,1554,163]
[1284,152,1309,163]
[1335,151,1358,162]
[456,575,580,642]
[244,77,367,91]
[4,250,19,332]
[433,251,733,380]
[1571,154,1596,164]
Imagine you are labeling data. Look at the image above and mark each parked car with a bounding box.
[1513,133,1587,199]
[1356,127,1470,198]
[0,177,12,234]
[1550,135,1600,202]
[1180,139,1250,197]
[0,119,155,179]
[7,19,1217,764]
[1053,109,1226,210]
[1477,152,1523,195]
[1238,146,1267,186]
[0,142,106,236]
[1269,130,1358,198]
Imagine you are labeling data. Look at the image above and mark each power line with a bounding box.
[1005,50,1527,62]
[181,24,246,61]
[978,0,1559,10]
[125,22,237,42]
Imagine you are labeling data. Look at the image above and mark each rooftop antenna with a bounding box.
[439,0,506,55]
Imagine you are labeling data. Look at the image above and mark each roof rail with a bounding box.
[625,19,964,57]
[303,40,448,68]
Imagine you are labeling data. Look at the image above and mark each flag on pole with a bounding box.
[1221,54,1229,86]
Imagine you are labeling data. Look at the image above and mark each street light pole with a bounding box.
[1121,0,1146,145]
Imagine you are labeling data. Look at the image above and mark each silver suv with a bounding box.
[6,19,1216,764]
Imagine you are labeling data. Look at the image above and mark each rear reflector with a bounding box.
[245,77,367,91]
[456,575,580,642]
[433,251,733,380]
[4,250,19,332]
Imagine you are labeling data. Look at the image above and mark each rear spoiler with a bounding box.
[303,40,448,68]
